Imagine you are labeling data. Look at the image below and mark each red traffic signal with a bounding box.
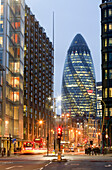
[57,127,62,137]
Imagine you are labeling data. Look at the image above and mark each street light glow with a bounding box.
[39,120,43,125]
[57,96,62,101]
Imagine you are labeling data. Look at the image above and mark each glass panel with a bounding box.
[14,62,20,73]
[109,53,112,61]
[14,77,19,88]
[0,51,3,64]
[109,9,112,17]
[104,24,107,32]
[105,108,108,116]
[14,91,19,102]
[109,23,112,31]
[109,70,112,79]
[105,88,107,98]
[109,88,112,97]
[105,70,107,79]
[109,38,112,46]
[109,108,112,116]
[0,20,3,33]
[104,9,107,18]
[0,36,3,48]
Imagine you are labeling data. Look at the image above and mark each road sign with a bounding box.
[12,138,16,143]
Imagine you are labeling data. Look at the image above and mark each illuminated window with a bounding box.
[109,88,112,97]
[109,23,112,31]
[14,62,19,73]
[109,108,112,116]
[0,21,3,32]
[104,39,107,47]
[105,70,107,79]
[105,108,108,116]
[0,36,3,48]
[14,77,19,88]
[104,24,107,32]
[109,70,112,79]
[104,53,107,62]
[104,88,107,98]
[109,9,112,17]
[0,4,4,16]
[14,92,19,102]
[109,38,112,46]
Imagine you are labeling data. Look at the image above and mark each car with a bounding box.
[69,147,74,152]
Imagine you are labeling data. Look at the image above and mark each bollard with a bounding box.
[57,152,61,161]
[7,150,10,157]
[2,150,4,157]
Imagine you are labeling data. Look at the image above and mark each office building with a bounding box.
[100,0,112,147]
[61,34,96,118]
[0,0,25,150]
[96,82,102,118]
[24,5,54,144]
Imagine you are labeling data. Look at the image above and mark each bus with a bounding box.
[22,139,46,154]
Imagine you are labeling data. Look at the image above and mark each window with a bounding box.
[105,108,108,116]
[0,36,3,48]
[109,108,112,116]
[103,88,107,98]
[109,9,112,17]
[14,92,19,102]
[104,39,107,47]
[109,70,112,79]
[109,38,112,46]
[109,53,112,61]
[109,88,112,97]
[105,70,107,79]
[104,53,107,62]
[0,20,3,32]
[0,51,3,64]
[104,9,107,18]
[109,23,112,31]
[104,24,107,32]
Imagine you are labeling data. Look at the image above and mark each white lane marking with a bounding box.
[40,168,43,170]
[6,166,23,169]
[6,166,16,170]
[39,161,52,170]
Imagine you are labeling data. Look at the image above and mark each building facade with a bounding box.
[100,0,112,147]
[96,82,102,118]
[61,34,96,118]
[0,0,25,151]
[24,5,54,144]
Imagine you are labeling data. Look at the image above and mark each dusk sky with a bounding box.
[26,0,101,102]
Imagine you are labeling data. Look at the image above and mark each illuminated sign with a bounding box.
[87,90,93,93]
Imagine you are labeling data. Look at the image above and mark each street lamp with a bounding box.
[39,120,43,125]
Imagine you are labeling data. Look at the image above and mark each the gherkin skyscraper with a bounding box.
[61,34,96,117]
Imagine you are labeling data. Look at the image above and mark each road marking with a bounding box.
[6,166,16,170]
[6,166,23,170]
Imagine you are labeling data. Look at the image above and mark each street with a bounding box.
[0,153,112,170]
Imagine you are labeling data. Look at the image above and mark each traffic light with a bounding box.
[57,127,62,138]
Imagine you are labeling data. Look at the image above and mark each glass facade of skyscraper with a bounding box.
[62,34,96,117]
[0,0,25,148]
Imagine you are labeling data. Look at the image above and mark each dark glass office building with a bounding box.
[100,0,112,146]
[61,34,96,117]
